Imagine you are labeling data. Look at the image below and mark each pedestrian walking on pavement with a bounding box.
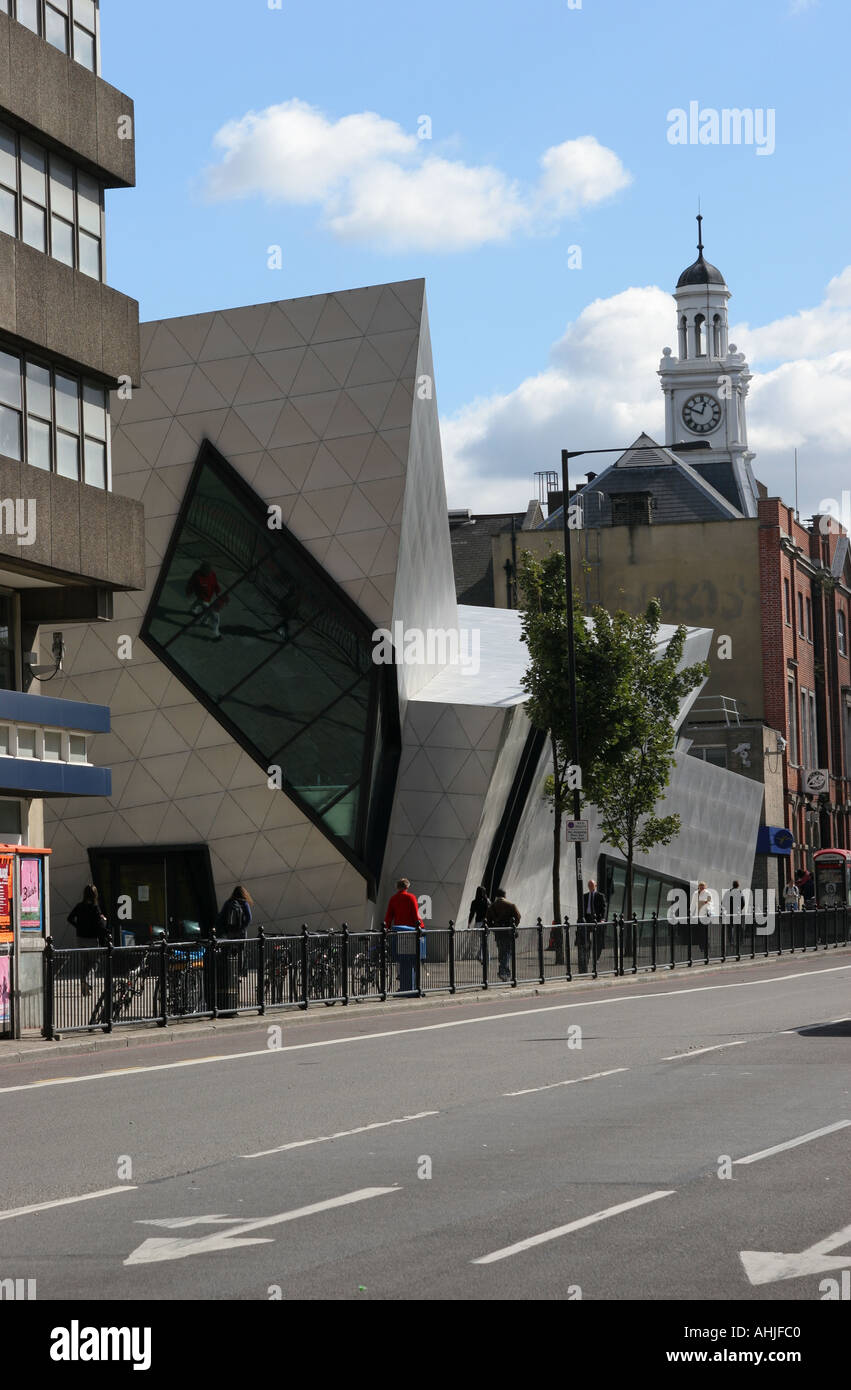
[384,877,424,996]
[67,884,109,996]
[783,878,801,912]
[727,879,747,946]
[216,885,253,978]
[466,885,489,964]
[582,878,607,963]
[485,889,520,983]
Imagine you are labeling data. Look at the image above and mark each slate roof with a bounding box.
[539,434,743,530]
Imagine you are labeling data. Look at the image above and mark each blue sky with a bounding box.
[101,0,849,511]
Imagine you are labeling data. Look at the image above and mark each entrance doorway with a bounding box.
[88,846,217,941]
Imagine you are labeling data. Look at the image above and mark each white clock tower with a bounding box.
[659,216,758,516]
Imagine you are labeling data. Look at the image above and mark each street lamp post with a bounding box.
[559,439,711,959]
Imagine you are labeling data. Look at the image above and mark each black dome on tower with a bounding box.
[676,214,725,287]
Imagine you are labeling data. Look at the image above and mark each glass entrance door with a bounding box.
[89,846,217,940]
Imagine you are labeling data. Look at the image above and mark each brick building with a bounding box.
[759,500,851,866]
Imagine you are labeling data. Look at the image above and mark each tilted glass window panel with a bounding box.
[72,22,94,69]
[26,361,51,420]
[18,0,39,32]
[76,171,101,235]
[78,229,100,280]
[20,141,46,205]
[0,186,15,237]
[27,415,51,470]
[84,437,106,488]
[51,214,74,266]
[49,155,74,220]
[21,201,46,252]
[0,404,21,461]
[142,441,400,882]
[82,381,106,438]
[0,351,21,409]
[56,431,79,479]
[55,372,79,433]
[45,4,69,51]
[0,126,16,189]
[74,0,95,28]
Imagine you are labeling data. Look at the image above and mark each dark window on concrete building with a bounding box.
[0,345,108,484]
[610,492,652,527]
[839,608,847,657]
[784,578,791,625]
[0,123,104,279]
[4,0,97,71]
[691,745,727,768]
[788,677,798,766]
[798,592,805,637]
[142,441,400,886]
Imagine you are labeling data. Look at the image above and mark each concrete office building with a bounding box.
[44,269,765,938]
[0,0,144,1028]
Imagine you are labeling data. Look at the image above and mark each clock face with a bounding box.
[681,393,722,435]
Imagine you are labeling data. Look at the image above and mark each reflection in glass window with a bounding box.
[143,442,400,880]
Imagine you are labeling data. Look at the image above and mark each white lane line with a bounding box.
[241,1110,439,1158]
[3,963,850,1096]
[0,1185,137,1223]
[662,1040,747,1061]
[505,1067,628,1097]
[472,1190,675,1265]
[734,1120,851,1166]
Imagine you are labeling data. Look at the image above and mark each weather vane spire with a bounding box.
[697,208,704,258]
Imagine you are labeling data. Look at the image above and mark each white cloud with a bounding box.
[441,271,851,517]
[203,101,631,252]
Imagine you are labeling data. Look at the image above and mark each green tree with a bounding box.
[518,550,589,923]
[519,551,708,921]
[577,599,709,919]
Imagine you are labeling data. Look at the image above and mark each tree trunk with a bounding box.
[551,737,562,923]
[625,838,634,920]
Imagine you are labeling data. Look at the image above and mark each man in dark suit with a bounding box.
[582,879,608,964]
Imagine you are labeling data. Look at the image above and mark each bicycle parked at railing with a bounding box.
[307,931,342,1004]
[88,951,150,1028]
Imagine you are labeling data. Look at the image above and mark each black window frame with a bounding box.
[0,119,104,278]
[4,0,98,71]
[0,339,110,485]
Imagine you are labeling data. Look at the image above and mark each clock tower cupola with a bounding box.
[659,215,758,516]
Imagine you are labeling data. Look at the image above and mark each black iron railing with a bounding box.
[42,908,851,1038]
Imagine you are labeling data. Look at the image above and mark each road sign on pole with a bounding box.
[565,820,589,843]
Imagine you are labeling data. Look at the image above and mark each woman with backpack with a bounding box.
[67,885,109,996]
[216,885,253,978]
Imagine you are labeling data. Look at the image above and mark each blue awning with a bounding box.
[0,759,111,798]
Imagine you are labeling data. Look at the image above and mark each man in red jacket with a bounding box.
[186,560,223,640]
[384,877,423,995]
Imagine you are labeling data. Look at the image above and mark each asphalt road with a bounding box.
[1,953,849,1301]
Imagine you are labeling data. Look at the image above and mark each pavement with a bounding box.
[0,949,849,1302]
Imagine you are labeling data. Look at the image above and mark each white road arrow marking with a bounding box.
[740,1222,851,1285]
[124,1187,400,1266]
[137,1216,253,1230]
